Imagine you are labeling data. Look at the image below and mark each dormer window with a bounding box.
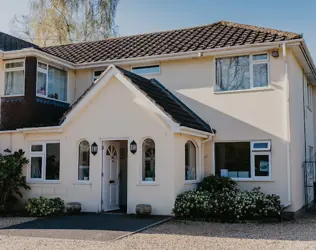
[37,62,68,102]
[4,60,25,96]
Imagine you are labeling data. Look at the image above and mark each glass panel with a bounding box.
[254,154,270,177]
[253,63,268,88]
[253,54,268,61]
[253,142,269,149]
[185,141,196,181]
[216,56,250,91]
[36,71,47,96]
[31,157,42,179]
[93,70,103,79]
[31,145,43,152]
[142,139,155,181]
[78,141,90,181]
[5,62,24,69]
[215,142,251,178]
[48,66,67,101]
[5,71,24,95]
[45,143,60,180]
[132,65,160,74]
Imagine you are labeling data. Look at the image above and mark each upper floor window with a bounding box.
[215,53,269,92]
[132,65,160,75]
[4,60,25,96]
[36,62,68,102]
[93,70,104,81]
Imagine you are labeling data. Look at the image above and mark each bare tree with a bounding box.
[11,0,119,46]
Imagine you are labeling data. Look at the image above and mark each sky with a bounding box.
[0,0,316,58]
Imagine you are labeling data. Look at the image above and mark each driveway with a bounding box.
[0,213,170,242]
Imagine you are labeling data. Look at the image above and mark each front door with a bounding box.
[103,141,120,211]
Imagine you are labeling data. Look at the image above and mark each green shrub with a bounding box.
[0,149,30,214]
[199,175,237,193]
[25,197,65,217]
[174,175,283,221]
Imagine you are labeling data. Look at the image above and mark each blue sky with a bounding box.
[0,0,316,58]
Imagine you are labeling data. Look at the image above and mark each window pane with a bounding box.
[46,143,60,180]
[253,54,268,61]
[37,71,47,96]
[185,141,196,181]
[78,141,90,181]
[216,56,250,91]
[142,139,155,181]
[132,65,160,74]
[93,70,104,80]
[254,154,270,177]
[48,66,67,101]
[5,71,24,95]
[31,157,42,179]
[215,142,250,178]
[253,142,269,149]
[253,63,268,88]
[5,62,24,69]
[38,62,47,71]
[31,145,43,152]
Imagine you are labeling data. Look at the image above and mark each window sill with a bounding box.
[214,86,274,95]
[36,95,69,104]
[27,180,61,184]
[232,178,273,182]
[73,181,92,185]
[137,182,159,186]
[1,94,24,98]
[184,180,201,185]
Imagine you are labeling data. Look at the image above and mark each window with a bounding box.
[309,146,314,160]
[132,65,160,75]
[185,141,196,181]
[142,138,155,181]
[93,70,104,81]
[36,62,68,102]
[78,140,90,181]
[307,83,312,110]
[215,53,269,92]
[30,142,60,181]
[215,141,271,180]
[4,60,25,96]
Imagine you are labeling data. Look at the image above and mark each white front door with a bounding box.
[103,142,120,211]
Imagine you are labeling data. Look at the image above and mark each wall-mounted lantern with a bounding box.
[91,142,98,156]
[130,140,137,154]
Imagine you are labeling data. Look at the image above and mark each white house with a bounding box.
[0,21,315,216]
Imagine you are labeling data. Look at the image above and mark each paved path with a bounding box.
[0,214,170,242]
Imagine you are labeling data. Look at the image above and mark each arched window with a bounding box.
[185,141,196,181]
[78,140,90,181]
[142,138,155,181]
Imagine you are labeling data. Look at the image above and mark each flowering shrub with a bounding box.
[173,176,283,221]
[25,197,65,217]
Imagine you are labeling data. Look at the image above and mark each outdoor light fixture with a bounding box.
[130,140,137,154]
[271,50,279,58]
[91,142,98,156]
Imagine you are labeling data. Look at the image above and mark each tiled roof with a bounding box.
[42,21,302,64]
[0,32,39,51]
[60,66,215,133]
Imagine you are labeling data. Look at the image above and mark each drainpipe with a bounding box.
[283,43,292,207]
[302,69,307,161]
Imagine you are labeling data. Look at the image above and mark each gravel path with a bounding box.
[0,217,37,229]
[2,215,316,249]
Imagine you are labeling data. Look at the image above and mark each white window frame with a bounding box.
[131,65,161,75]
[77,139,90,182]
[93,70,105,81]
[140,137,156,184]
[184,140,199,183]
[3,59,25,97]
[307,83,312,111]
[36,61,69,103]
[251,141,271,151]
[29,141,60,183]
[213,140,272,181]
[214,53,270,93]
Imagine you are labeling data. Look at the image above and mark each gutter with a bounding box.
[179,126,215,138]
[16,126,63,133]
